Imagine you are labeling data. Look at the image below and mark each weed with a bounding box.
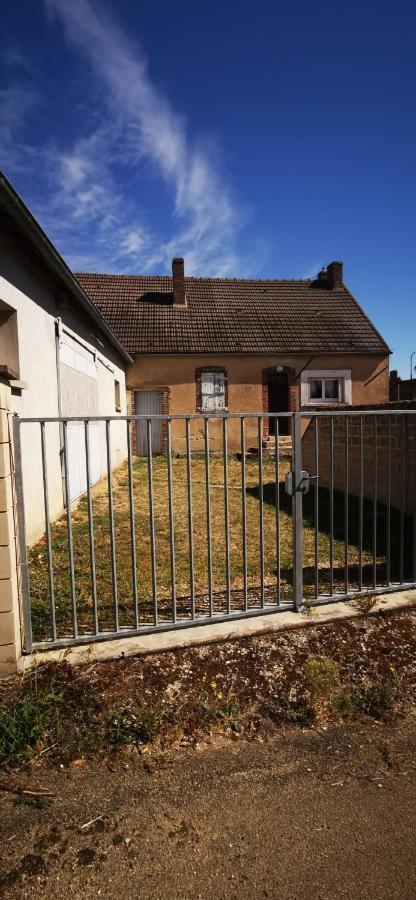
[107,702,170,746]
[304,655,340,701]
[0,689,63,765]
[331,689,355,717]
[359,681,397,719]
[353,595,379,614]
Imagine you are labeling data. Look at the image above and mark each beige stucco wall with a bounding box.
[0,235,127,544]
[127,353,389,451]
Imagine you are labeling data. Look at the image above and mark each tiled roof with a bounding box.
[75,272,389,356]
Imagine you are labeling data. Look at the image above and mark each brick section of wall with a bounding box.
[195,367,228,413]
[0,382,21,676]
[302,401,416,515]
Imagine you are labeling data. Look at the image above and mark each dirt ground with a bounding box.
[1,714,416,899]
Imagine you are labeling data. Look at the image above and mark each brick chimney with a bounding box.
[326,260,343,289]
[172,257,186,306]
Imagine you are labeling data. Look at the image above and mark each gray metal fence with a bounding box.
[13,409,416,653]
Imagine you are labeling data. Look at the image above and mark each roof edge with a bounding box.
[0,171,133,365]
[341,282,391,355]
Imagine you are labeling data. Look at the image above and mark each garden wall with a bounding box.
[301,402,416,516]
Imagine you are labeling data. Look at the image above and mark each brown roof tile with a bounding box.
[75,272,389,356]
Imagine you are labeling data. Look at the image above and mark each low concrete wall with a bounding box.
[17,590,416,672]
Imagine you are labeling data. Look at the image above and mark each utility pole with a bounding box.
[411,350,416,400]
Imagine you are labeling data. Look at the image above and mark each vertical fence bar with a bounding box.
[147,418,157,625]
[241,416,248,610]
[12,417,32,653]
[314,417,319,600]
[223,417,231,615]
[329,417,334,596]
[258,416,265,607]
[400,416,405,584]
[373,416,378,589]
[166,418,177,623]
[40,421,57,642]
[126,419,139,629]
[62,420,77,638]
[84,420,98,635]
[185,418,195,618]
[292,412,304,610]
[204,418,213,616]
[274,417,281,605]
[106,419,118,632]
[359,416,364,592]
[344,416,349,596]
[386,416,391,585]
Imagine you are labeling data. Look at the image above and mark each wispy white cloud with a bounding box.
[43,0,243,274]
[34,128,154,272]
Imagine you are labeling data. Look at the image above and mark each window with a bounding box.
[201,371,226,411]
[300,369,352,406]
[114,379,121,411]
[309,377,343,402]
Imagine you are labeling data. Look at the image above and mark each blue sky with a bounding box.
[1,0,415,375]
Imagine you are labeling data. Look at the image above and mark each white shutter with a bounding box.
[201,372,225,411]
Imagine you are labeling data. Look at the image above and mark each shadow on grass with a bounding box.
[247,482,415,585]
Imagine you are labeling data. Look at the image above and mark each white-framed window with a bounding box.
[201,371,226,411]
[300,369,352,406]
[114,379,121,412]
[309,377,343,402]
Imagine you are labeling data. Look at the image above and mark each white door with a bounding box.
[135,391,163,455]
[60,336,101,501]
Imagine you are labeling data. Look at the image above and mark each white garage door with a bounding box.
[60,336,101,502]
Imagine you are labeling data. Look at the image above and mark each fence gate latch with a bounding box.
[285,470,311,496]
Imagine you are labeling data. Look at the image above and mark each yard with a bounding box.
[27,450,381,643]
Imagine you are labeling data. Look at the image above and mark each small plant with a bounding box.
[359,681,396,719]
[301,598,314,616]
[107,702,169,747]
[304,655,340,700]
[0,689,63,765]
[304,655,340,718]
[353,594,378,614]
[330,689,355,717]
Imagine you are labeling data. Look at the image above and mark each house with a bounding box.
[77,258,390,453]
[0,172,132,542]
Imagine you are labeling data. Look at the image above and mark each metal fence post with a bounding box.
[292,412,304,610]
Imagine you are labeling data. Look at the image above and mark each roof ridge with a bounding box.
[76,271,314,284]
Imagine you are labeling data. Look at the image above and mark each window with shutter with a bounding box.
[201,371,226,410]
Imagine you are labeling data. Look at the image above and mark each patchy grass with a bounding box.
[28,453,377,642]
[1,609,415,768]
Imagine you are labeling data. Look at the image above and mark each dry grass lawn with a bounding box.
[27,451,378,642]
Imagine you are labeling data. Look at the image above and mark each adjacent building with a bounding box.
[0,172,132,542]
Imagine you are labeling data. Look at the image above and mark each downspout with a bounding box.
[55,317,66,504]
